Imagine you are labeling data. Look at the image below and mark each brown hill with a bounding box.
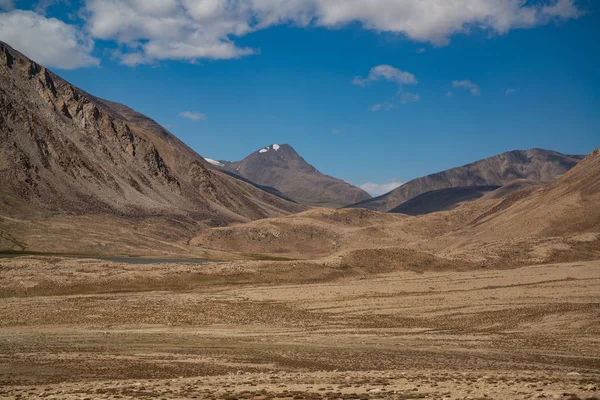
[218,144,372,208]
[192,148,600,267]
[347,149,584,212]
[0,41,307,254]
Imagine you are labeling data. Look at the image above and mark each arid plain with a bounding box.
[0,255,599,400]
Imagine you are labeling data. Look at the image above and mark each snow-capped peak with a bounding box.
[203,157,224,167]
[259,144,281,154]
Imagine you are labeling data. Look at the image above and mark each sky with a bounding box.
[0,1,598,196]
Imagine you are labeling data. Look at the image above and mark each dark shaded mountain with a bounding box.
[0,41,306,230]
[390,185,501,216]
[216,168,297,203]
[347,149,584,212]
[215,144,372,208]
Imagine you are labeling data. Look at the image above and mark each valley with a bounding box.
[0,32,598,400]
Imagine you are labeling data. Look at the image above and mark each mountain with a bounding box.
[390,185,501,216]
[214,144,372,208]
[347,149,584,212]
[468,147,600,240]
[0,41,307,252]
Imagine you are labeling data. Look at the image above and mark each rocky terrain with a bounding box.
[0,41,307,254]
[216,144,372,208]
[348,149,584,213]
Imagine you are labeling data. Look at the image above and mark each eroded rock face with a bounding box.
[0,40,306,224]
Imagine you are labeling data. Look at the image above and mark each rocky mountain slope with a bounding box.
[347,149,584,212]
[0,41,306,253]
[214,144,371,208]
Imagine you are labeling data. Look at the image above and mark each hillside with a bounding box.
[347,149,584,212]
[216,144,371,208]
[467,147,600,239]
[0,41,306,254]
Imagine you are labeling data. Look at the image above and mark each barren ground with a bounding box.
[1,256,599,399]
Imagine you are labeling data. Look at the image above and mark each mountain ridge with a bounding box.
[346,148,584,212]
[0,40,306,229]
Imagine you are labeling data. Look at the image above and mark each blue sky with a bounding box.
[1,1,598,195]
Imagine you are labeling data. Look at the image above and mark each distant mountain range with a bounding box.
[207,144,372,208]
[0,39,590,257]
[347,149,584,213]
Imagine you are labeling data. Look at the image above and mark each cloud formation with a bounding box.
[359,181,403,196]
[80,0,583,65]
[353,65,417,86]
[505,88,516,96]
[452,80,481,96]
[179,111,206,121]
[0,10,99,69]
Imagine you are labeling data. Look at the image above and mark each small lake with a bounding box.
[0,253,213,264]
[85,257,212,264]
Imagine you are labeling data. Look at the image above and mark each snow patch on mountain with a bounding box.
[204,158,224,167]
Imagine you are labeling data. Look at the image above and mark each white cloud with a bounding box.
[83,0,256,65]
[0,10,99,69]
[542,0,582,18]
[353,64,417,86]
[446,91,454,97]
[452,80,481,96]
[360,181,404,196]
[81,0,583,65]
[505,88,516,96]
[179,111,206,121]
[0,0,14,11]
[416,48,426,53]
[356,65,419,111]
[399,92,420,104]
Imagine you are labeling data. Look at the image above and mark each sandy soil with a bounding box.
[1,256,599,399]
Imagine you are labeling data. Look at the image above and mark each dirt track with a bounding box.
[0,257,599,399]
